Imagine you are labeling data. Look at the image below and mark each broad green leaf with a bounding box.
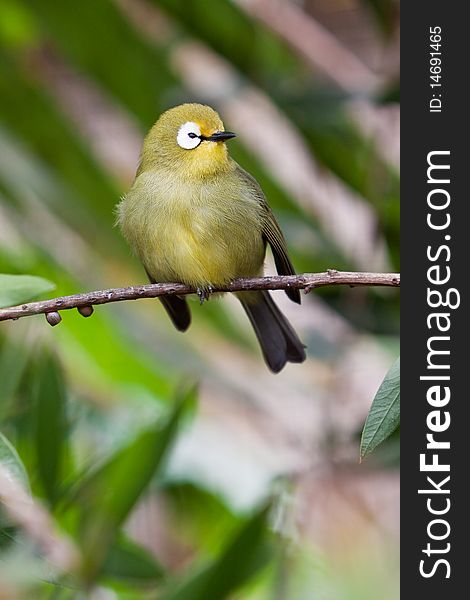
[0,339,31,419]
[0,273,55,308]
[0,431,29,490]
[162,503,272,600]
[77,387,194,583]
[0,432,30,531]
[163,482,242,555]
[361,357,400,459]
[102,535,165,584]
[31,351,68,505]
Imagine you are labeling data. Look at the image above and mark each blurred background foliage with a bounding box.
[0,0,399,598]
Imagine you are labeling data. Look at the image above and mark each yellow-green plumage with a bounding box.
[117,104,305,372]
[121,162,265,288]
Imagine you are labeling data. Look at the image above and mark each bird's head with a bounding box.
[139,103,236,179]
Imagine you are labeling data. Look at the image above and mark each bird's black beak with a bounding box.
[203,131,237,142]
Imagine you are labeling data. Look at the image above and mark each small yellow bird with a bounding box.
[117,103,305,372]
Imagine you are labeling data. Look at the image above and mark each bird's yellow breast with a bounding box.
[118,168,266,288]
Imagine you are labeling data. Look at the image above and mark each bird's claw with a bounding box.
[197,286,213,305]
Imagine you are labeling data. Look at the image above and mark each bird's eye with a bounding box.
[177,121,202,150]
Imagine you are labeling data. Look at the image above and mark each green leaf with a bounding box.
[0,431,29,490]
[102,535,165,584]
[0,273,55,308]
[361,357,400,459]
[77,388,194,583]
[163,482,241,555]
[0,432,30,530]
[0,339,31,420]
[32,351,68,505]
[162,503,272,600]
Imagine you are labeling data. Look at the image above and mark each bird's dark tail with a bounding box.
[240,291,306,373]
[160,296,191,331]
[146,272,191,331]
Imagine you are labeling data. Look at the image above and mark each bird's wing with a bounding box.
[235,164,301,304]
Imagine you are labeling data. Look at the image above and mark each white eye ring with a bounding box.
[177,121,202,150]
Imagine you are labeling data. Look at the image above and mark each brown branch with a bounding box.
[0,271,400,324]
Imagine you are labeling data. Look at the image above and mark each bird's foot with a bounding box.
[197,286,213,305]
